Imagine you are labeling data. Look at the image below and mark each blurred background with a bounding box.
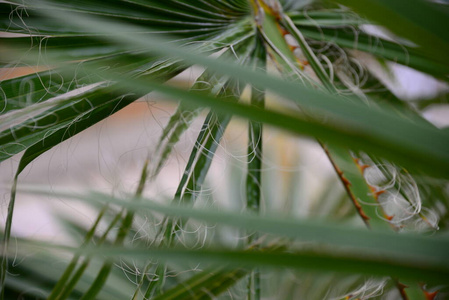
[1,60,448,244]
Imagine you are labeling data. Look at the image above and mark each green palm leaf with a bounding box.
[1,0,448,299]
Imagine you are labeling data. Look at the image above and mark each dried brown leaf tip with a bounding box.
[424,290,439,300]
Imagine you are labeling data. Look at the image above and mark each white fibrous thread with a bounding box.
[362,160,439,231]
[333,278,387,300]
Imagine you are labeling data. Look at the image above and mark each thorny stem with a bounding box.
[254,1,425,299]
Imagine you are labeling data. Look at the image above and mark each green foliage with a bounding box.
[1,0,448,299]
